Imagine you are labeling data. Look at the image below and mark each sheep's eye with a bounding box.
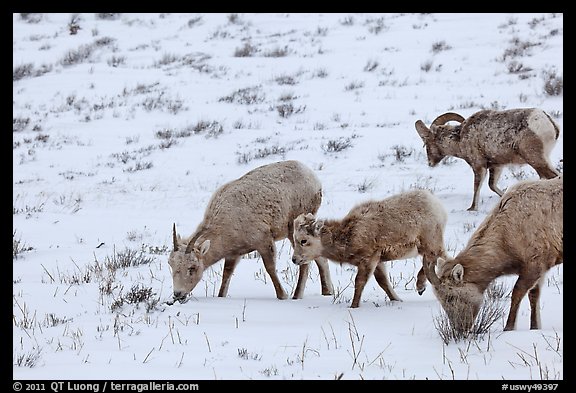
[300,239,308,246]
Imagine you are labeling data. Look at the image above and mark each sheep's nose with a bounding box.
[173,291,185,299]
[291,257,298,264]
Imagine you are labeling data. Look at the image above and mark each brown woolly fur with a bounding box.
[425,176,563,332]
[292,189,448,308]
[415,108,560,211]
[168,160,333,302]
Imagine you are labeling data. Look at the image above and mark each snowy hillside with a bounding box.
[13,13,563,380]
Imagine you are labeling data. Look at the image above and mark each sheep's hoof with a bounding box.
[417,288,426,296]
[322,285,334,296]
[166,296,188,305]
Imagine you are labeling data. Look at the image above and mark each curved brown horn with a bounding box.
[173,223,179,251]
[425,258,441,287]
[431,112,465,126]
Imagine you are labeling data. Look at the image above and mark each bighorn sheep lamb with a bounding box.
[415,108,560,211]
[291,189,448,308]
[168,160,334,303]
[425,176,563,332]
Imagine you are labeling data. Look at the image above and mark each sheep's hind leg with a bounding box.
[522,143,560,180]
[531,161,560,180]
[488,166,505,196]
[374,263,401,301]
[259,242,288,300]
[528,276,546,330]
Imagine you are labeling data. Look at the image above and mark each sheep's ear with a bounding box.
[294,214,306,227]
[173,223,179,251]
[432,257,446,275]
[313,220,324,236]
[415,120,432,141]
[436,257,446,269]
[198,239,211,256]
[451,264,464,283]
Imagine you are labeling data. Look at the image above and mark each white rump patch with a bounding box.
[527,110,556,141]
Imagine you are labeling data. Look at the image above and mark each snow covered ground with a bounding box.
[13,13,563,380]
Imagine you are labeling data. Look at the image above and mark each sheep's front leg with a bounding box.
[505,274,541,331]
[468,166,487,211]
[259,242,288,300]
[316,257,334,296]
[292,258,333,299]
[218,256,240,297]
[292,262,310,299]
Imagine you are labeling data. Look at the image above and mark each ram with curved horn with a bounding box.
[167,160,333,304]
[415,108,560,210]
[431,112,465,126]
[424,176,563,332]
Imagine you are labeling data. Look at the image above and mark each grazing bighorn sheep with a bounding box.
[291,189,448,308]
[168,160,333,303]
[425,176,563,332]
[415,108,560,211]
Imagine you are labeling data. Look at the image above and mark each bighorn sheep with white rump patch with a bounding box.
[425,176,562,332]
[415,108,560,211]
[291,189,448,308]
[168,160,333,303]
